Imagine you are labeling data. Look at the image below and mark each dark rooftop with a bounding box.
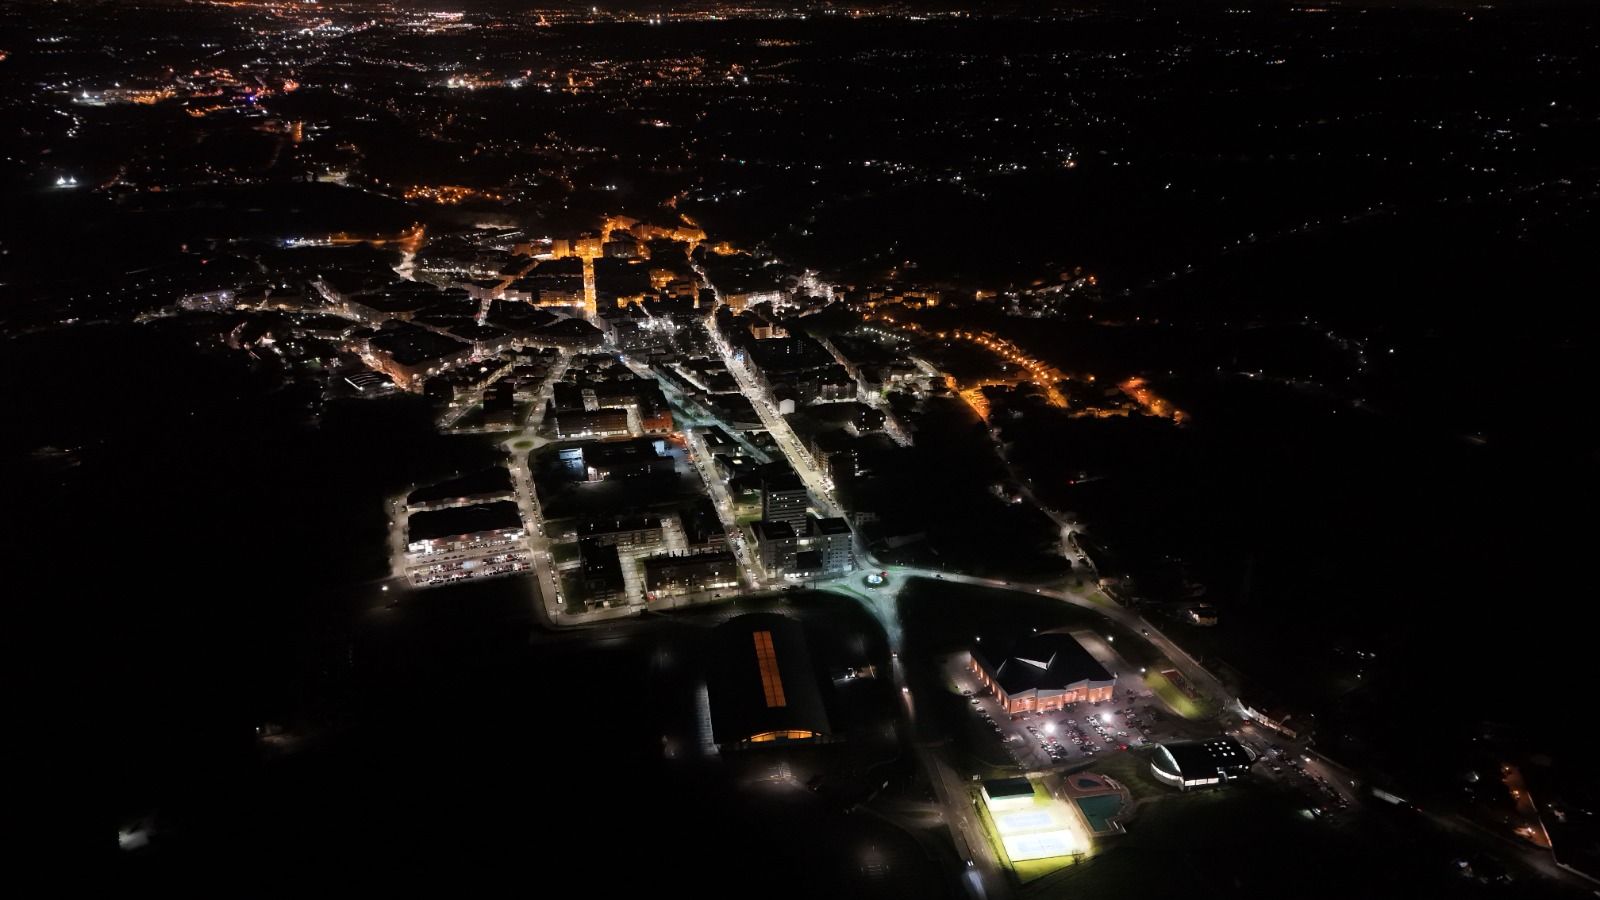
[580,437,668,466]
[1155,737,1255,780]
[812,516,852,536]
[762,468,806,493]
[707,613,831,748]
[972,631,1114,697]
[579,539,625,591]
[406,468,514,507]
[577,514,662,538]
[982,777,1036,800]
[750,520,797,541]
[407,501,523,544]
[368,323,469,366]
[538,318,604,338]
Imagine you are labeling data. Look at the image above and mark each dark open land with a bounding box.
[850,398,1070,578]
[111,581,948,896]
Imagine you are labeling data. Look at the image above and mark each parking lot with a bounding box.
[944,654,1195,772]
[1233,723,1360,822]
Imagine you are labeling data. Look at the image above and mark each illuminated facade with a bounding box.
[553,408,629,439]
[405,501,525,555]
[970,632,1116,714]
[644,552,739,598]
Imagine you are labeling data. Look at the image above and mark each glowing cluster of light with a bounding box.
[403,184,504,205]
[867,312,1068,411]
[1119,377,1188,423]
[984,784,1086,863]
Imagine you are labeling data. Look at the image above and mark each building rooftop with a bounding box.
[367,322,469,366]
[750,519,797,541]
[530,256,583,276]
[1154,737,1255,781]
[578,514,662,538]
[407,501,523,544]
[448,323,511,342]
[706,613,831,748]
[812,516,852,536]
[680,498,727,546]
[538,318,604,339]
[644,550,735,575]
[762,468,806,493]
[972,632,1114,697]
[486,300,559,331]
[982,777,1036,800]
[579,539,625,591]
[580,437,669,467]
[406,467,514,507]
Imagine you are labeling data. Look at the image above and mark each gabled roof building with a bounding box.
[969,631,1115,713]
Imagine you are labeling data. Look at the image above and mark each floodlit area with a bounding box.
[980,779,1089,870]
[1003,829,1079,863]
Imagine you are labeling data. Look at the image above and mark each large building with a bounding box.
[1151,737,1256,791]
[970,632,1116,713]
[558,437,674,482]
[761,468,809,530]
[360,322,472,391]
[802,515,854,574]
[982,778,1038,810]
[679,498,728,553]
[644,551,739,599]
[406,501,525,555]
[579,538,627,607]
[553,408,629,439]
[748,519,798,577]
[405,467,515,511]
[577,515,663,553]
[482,381,517,428]
[706,613,830,750]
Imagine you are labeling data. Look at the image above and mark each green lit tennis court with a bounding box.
[974,777,1090,884]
